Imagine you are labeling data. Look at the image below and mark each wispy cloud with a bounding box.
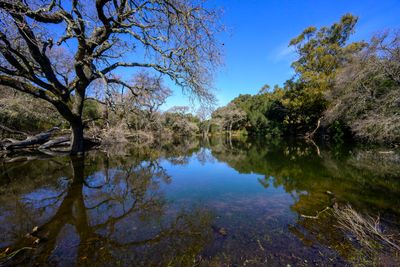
[270,43,296,63]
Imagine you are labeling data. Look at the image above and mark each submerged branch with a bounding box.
[300,206,331,219]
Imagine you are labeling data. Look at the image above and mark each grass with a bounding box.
[333,204,400,264]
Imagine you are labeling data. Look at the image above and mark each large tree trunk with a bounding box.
[70,118,85,155]
[54,91,86,155]
[229,123,233,141]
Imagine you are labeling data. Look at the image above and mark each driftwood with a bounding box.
[38,136,70,150]
[305,118,321,139]
[2,127,59,150]
[300,206,331,219]
[300,191,336,219]
[1,126,101,155]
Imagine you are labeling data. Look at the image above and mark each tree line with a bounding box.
[0,3,398,154]
[209,14,399,145]
[0,78,203,147]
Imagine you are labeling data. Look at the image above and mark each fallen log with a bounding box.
[0,138,18,148]
[3,127,59,150]
[38,136,70,150]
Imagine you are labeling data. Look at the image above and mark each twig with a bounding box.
[300,206,331,219]
[0,247,34,263]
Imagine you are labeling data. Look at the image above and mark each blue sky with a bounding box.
[162,0,400,111]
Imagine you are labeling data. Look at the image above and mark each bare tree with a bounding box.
[164,105,199,136]
[0,0,222,154]
[130,72,172,131]
[167,105,191,115]
[212,103,246,139]
[325,31,400,144]
[197,105,214,138]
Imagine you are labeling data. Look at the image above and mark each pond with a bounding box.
[0,137,399,266]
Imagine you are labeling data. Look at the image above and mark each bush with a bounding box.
[0,91,64,134]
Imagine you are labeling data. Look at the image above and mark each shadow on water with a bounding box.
[0,137,399,265]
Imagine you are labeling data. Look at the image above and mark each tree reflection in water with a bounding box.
[1,137,400,266]
[0,147,213,266]
[210,137,400,265]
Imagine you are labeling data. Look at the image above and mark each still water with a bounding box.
[0,137,399,266]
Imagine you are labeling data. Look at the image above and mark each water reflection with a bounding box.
[0,137,399,265]
[209,138,400,265]
[0,145,213,266]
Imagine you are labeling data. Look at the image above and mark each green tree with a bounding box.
[231,90,284,137]
[282,13,365,134]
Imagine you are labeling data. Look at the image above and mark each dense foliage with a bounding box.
[211,14,399,145]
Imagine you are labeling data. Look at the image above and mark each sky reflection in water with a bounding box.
[0,138,399,266]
